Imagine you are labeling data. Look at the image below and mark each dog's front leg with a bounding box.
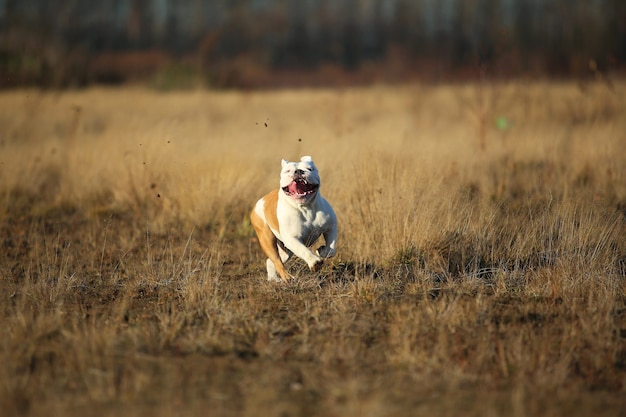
[317,226,338,259]
[281,236,324,272]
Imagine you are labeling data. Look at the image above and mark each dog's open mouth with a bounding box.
[282,179,319,199]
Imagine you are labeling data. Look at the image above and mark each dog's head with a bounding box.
[280,156,320,204]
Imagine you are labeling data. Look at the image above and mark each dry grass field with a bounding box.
[0,81,625,416]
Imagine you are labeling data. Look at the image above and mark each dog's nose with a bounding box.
[294,169,304,176]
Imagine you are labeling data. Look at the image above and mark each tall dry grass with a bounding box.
[0,81,625,416]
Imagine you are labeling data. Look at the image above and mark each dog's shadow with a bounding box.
[280,259,379,289]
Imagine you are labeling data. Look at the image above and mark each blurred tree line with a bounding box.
[0,0,624,88]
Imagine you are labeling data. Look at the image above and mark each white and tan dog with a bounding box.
[251,156,337,281]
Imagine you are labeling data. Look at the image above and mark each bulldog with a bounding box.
[250,156,338,281]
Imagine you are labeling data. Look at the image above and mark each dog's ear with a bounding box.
[281,159,289,168]
[300,156,313,163]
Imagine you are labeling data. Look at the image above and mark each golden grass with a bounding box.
[0,81,625,416]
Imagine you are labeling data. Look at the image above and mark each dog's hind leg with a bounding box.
[251,210,291,281]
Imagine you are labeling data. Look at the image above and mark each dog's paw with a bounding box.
[309,258,324,272]
[267,274,281,282]
[268,272,293,282]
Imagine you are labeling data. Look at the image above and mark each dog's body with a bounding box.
[250,156,337,281]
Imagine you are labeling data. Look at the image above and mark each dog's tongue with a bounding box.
[288,180,317,194]
[288,181,303,193]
